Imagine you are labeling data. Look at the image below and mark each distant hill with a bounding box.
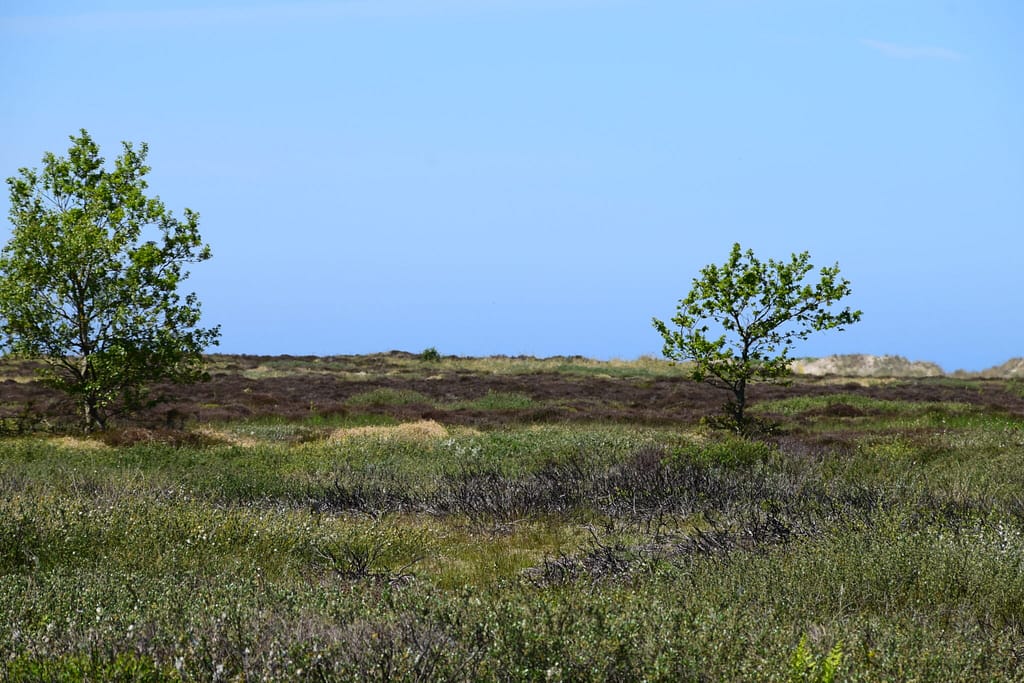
[972,357,1024,379]
[792,354,1024,378]
[792,354,944,378]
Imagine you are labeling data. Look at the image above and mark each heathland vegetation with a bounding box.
[4,132,1024,681]
[2,352,1024,681]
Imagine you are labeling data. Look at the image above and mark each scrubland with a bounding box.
[2,353,1024,681]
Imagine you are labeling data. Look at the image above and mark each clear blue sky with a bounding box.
[2,1,1021,372]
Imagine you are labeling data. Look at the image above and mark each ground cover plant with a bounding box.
[2,354,1024,680]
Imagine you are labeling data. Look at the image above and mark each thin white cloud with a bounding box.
[863,39,963,61]
[2,0,617,32]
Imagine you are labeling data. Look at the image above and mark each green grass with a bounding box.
[753,393,974,416]
[344,388,434,407]
[3,392,1024,680]
[451,390,537,411]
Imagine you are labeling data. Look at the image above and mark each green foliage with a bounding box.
[684,434,779,468]
[0,401,47,436]
[0,502,43,573]
[788,636,843,683]
[1007,378,1024,399]
[0,130,219,431]
[420,346,442,362]
[6,652,179,682]
[344,388,433,407]
[653,243,861,431]
[453,390,536,411]
[307,519,430,581]
[753,394,932,417]
[2,393,1024,680]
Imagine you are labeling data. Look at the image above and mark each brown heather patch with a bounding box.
[97,427,219,448]
[4,353,1024,432]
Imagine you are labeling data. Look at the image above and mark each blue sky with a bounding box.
[1,1,1021,371]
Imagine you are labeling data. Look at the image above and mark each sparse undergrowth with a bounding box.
[1,360,1024,681]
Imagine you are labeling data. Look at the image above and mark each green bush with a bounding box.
[671,435,779,469]
[6,653,178,682]
[420,347,442,362]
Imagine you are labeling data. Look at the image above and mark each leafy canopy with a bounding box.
[0,130,220,430]
[653,243,861,428]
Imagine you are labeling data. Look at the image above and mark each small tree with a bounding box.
[652,243,861,432]
[0,130,220,431]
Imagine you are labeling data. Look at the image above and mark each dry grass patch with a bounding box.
[330,420,453,444]
[0,375,36,384]
[241,365,298,380]
[46,435,111,451]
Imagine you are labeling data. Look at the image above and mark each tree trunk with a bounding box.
[732,378,747,430]
[83,396,106,432]
[78,353,106,432]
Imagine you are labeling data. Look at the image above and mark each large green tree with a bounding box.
[653,243,861,432]
[0,130,220,431]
